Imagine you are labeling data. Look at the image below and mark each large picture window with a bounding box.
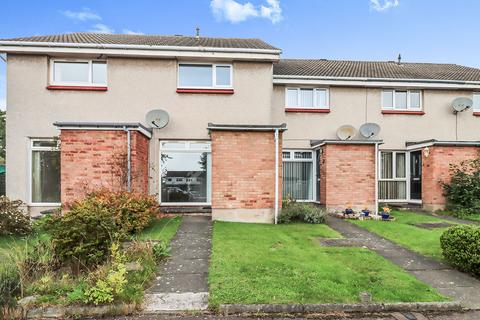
[30,139,61,204]
[51,60,107,86]
[379,151,407,200]
[160,141,211,204]
[282,150,314,201]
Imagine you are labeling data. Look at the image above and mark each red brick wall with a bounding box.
[60,129,149,204]
[422,146,479,208]
[211,130,282,210]
[320,144,376,211]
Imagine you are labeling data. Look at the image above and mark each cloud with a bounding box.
[89,24,114,34]
[210,0,282,23]
[260,0,282,23]
[370,0,399,11]
[122,29,145,35]
[61,8,101,21]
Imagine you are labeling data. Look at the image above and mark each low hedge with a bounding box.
[440,225,480,277]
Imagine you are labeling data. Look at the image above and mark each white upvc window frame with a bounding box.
[177,62,233,89]
[381,89,423,111]
[29,138,61,206]
[159,140,212,206]
[285,87,330,110]
[282,149,316,202]
[473,92,480,112]
[378,150,409,202]
[49,59,107,87]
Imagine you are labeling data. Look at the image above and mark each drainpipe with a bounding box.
[274,129,280,224]
[124,126,132,192]
[374,142,379,216]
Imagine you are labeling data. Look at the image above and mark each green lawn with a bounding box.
[138,216,182,242]
[436,210,480,223]
[351,211,457,260]
[209,221,446,308]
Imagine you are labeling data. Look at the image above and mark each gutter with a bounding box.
[310,139,383,149]
[53,122,152,139]
[406,139,480,150]
[207,123,287,132]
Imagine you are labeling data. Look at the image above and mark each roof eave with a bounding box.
[0,41,282,61]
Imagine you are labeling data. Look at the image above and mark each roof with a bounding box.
[406,139,480,148]
[207,123,287,131]
[53,122,152,138]
[0,32,279,51]
[310,139,383,147]
[274,59,480,82]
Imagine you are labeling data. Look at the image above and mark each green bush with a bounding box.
[279,198,326,224]
[152,242,170,261]
[88,190,159,235]
[45,191,158,270]
[0,196,32,236]
[0,260,20,313]
[440,225,480,277]
[443,157,480,217]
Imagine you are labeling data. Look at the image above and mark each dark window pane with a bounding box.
[161,151,211,203]
[282,161,313,200]
[31,150,60,203]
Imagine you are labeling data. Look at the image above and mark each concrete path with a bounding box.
[326,217,480,310]
[144,216,212,313]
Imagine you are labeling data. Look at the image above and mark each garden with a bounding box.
[0,191,181,318]
[351,154,480,278]
[208,199,447,308]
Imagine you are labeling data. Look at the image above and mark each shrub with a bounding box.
[83,244,127,305]
[0,196,32,236]
[0,260,20,313]
[44,205,118,270]
[443,157,480,217]
[45,191,158,270]
[279,199,326,224]
[86,190,159,235]
[440,225,480,277]
[152,242,170,261]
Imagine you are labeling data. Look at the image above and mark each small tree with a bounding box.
[443,155,480,216]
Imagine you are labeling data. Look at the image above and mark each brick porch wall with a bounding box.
[320,144,376,212]
[422,146,479,210]
[210,130,282,223]
[60,130,149,204]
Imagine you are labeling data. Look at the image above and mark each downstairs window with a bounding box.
[378,151,407,201]
[282,150,314,201]
[30,139,61,204]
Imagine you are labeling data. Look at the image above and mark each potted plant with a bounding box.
[344,203,354,215]
[361,208,370,217]
[381,206,391,220]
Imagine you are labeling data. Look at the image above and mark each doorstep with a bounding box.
[160,206,212,214]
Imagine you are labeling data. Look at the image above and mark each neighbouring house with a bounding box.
[0,164,5,196]
[1,33,480,223]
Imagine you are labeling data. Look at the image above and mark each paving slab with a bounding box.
[326,216,480,309]
[144,216,212,311]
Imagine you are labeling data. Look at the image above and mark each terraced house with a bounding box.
[1,33,480,223]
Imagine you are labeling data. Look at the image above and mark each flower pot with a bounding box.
[345,208,354,215]
[381,212,390,220]
[362,210,370,217]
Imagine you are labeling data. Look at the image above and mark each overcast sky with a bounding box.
[2,0,480,111]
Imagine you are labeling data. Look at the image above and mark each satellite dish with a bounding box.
[336,125,356,140]
[359,123,381,139]
[452,97,473,113]
[145,109,169,129]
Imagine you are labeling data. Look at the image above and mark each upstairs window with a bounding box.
[51,60,107,86]
[178,63,232,89]
[285,88,329,109]
[473,93,480,112]
[382,89,422,110]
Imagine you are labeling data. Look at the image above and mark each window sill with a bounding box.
[47,85,108,91]
[473,112,480,117]
[381,110,425,115]
[285,108,330,113]
[176,88,234,94]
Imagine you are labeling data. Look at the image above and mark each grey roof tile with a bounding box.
[274,59,480,82]
[0,32,280,51]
